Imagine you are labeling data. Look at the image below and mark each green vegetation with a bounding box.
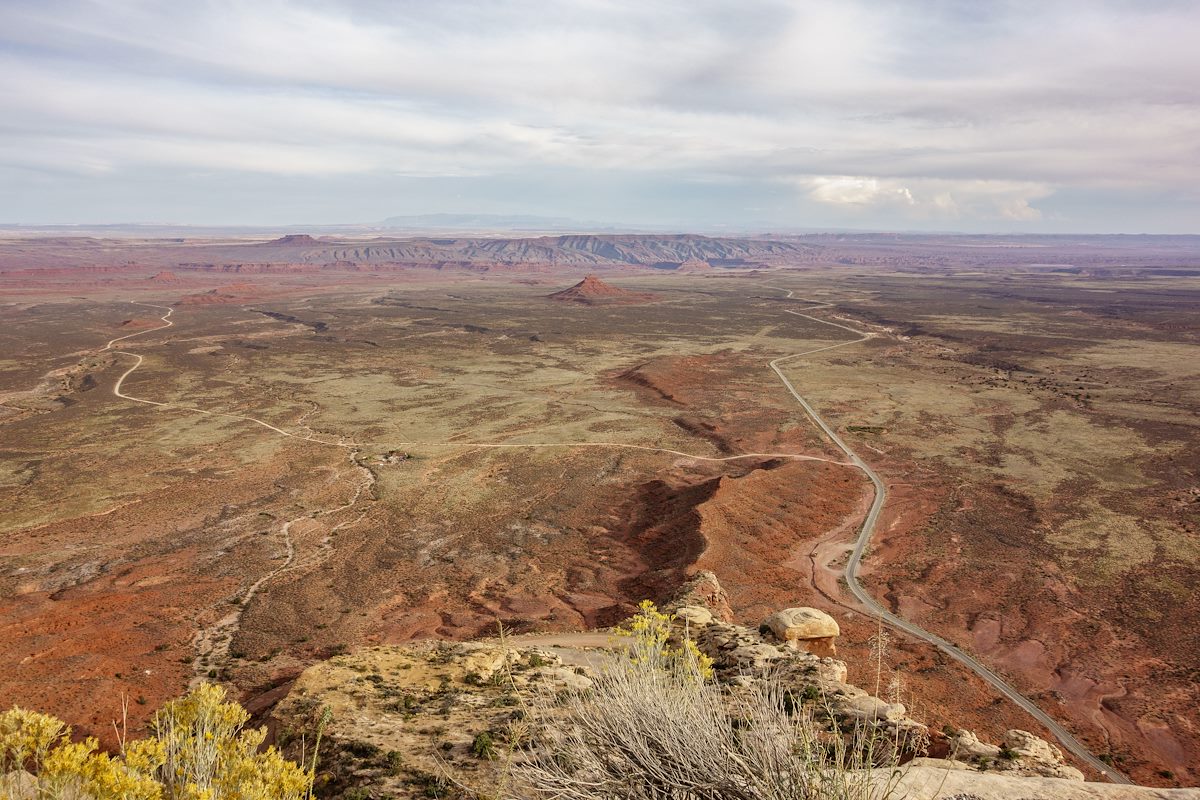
[470,732,496,760]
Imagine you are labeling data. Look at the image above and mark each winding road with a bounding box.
[106,303,348,445]
[101,295,1130,781]
[768,288,1130,784]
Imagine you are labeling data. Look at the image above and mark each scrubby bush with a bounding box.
[506,601,903,800]
[470,732,496,761]
[613,600,714,681]
[0,683,320,800]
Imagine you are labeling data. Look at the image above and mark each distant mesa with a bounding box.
[148,270,181,282]
[547,274,657,305]
[220,282,262,293]
[675,258,715,272]
[176,282,264,306]
[265,234,320,246]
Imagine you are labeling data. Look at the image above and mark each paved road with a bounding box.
[768,288,1131,785]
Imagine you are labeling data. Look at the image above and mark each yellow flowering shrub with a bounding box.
[0,683,319,800]
[614,600,714,680]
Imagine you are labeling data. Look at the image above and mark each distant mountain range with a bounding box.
[255,233,816,268]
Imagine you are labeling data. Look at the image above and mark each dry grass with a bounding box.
[502,606,906,800]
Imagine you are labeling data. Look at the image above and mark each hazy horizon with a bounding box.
[3,1,1199,233]
[6,217,1200,239]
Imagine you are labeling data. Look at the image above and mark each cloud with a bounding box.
[799,176,1053,221]
[0,0,1198,228]
[805,177,915,209]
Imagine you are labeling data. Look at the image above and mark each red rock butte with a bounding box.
[547,274,656,305]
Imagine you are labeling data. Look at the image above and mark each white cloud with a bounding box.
[799,176,1052,221]
[805,177,915,209]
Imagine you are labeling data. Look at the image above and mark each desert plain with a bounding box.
[0,232,1197,786]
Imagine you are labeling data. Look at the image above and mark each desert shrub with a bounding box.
[613,600,714,681]
[470,732,496,761]
[0,707,161,800]
[506,601,903,800]
[0,682,321,800]
[343,740,381,760]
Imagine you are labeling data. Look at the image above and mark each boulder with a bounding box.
[673,605,714,627]
[1004,729,1064,763]
[1001,729,1085,781]
[836,693,907,723]
[762,607,840,656]
[728,643,784,670]
[824,658,849,684]
[666,571,734,621]
[949,729,1085,781]
[951,728,1003,760]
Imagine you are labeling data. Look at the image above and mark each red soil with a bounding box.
[687,459,866,620]
[1,553,230,739]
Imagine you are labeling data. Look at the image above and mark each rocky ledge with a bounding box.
[271,573,1198,799]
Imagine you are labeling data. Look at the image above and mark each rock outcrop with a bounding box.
[761,606,841,656]
[546,275,656,305]
[675,257,715,272]
[269,576,1188,798]
[662,569,734,622]
[947,728,1086,780]
[877,766,1200,799]
[272,638,600,798]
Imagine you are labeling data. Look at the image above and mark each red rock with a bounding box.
[547,275,656,305]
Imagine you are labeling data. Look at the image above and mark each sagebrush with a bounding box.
[504,602,905,800]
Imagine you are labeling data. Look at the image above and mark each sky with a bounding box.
[2,0,1199,232]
